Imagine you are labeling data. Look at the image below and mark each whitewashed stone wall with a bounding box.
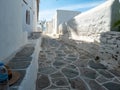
[59,0,120,68]
[52,10,80,34]
[46,20,53,34]
[60,0,120,52]
[32,0,38,32]
[66,0,120,42]
[99,31,120,69]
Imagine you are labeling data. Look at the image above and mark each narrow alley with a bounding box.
[0,0,120,90]
[36,35,120,90]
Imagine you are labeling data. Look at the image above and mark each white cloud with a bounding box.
[39,1,105,21]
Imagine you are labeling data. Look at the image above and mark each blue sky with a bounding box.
[39,0,106,21]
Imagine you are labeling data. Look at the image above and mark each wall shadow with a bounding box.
[67,18,80,36]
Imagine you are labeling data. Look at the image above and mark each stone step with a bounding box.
[8,37,41,90]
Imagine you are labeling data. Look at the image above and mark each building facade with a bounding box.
[52,10,80,35]
[46,20,53,34]
[22,0,39,32]
[0,0,39,62]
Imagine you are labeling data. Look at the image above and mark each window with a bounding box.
[26,10,30,25]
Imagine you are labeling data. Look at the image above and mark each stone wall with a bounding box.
[99,31,120,69]
[46,20,53,34]
[66,0,120,42]
[59,0,120,69]
[53,10,80,34]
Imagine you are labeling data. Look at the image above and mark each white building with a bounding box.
[22,0,39,32]
[0,0,39,63]
[46,20,53,34]
[52,10,80,35]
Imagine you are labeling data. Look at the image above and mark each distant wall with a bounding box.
[53,10,80,34]
[0,0,27,62]
[57,10,80,30]
[46,21,53,34]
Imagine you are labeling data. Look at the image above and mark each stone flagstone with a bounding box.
[88,60,107,69]
[69,77,89,90]
[84,79,107,90]
[53,61,66,69]
[36,74,50,90]
[51,77,69,87]
[96,75,111,84]
[79,67,98,79]
[62,68,79,78]
[109,69,120,77]
[50,72,64,78]
[103,82,120,90]
[39,66,57,75]
[97,70,114,79]
[36,36,120,90]
[66,64,78,71]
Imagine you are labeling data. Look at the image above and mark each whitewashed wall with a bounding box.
[57,10,80,29]
[46,21,53,34]
[0,0,27,62]
[60,0,120,69]
[53,10,80,34]
[52,13,57,34]
[66,0,120,41]
[22,1,31,32]
[32,0,38,32]
[22,0,38,32]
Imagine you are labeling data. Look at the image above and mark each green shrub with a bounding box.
[112,20,120,31]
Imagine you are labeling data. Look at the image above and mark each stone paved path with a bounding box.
[36,36,120,90]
